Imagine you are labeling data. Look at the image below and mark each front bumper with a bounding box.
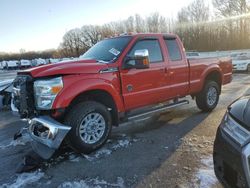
[214,126,250,187]
[28,116,71,159]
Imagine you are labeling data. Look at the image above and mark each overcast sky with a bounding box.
[0,0,195,53]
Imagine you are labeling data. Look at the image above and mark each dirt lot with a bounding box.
[0,72,249,188]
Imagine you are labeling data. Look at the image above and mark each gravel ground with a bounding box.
[0,72,249,188]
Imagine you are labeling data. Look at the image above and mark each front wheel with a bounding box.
[65,101,112,154]
[196,81,220,112]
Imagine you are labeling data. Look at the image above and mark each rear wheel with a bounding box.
[196,81,220,112]
[65,101,112,154]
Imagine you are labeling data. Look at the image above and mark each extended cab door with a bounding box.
[164,37,189,97]
[120,37,169,110]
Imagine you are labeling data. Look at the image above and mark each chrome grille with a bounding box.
[12,75,34,118]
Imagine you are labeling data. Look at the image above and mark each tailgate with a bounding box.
[218,57,233,85]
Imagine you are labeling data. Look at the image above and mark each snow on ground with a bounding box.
[58,177,125,188]
[0,137,132,187]
[47,136,139,166]
[111,139,130,150]
[195,156,218,188]
[82,137,138,162]
[0,133,31,149]
[0,170,44,188]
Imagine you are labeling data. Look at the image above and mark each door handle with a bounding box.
[169,71,174,75]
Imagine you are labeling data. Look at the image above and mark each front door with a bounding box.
[120,38,168,110]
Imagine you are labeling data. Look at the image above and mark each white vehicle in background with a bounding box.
[0,61,4,69]
[49,58,60,64]
[232,55,250,72]
[31,59,37,67]
[186,51,200,58]
[231,52,250,59]
[20,59,31,68]
[5,60,18,70]
[35,58,47,66]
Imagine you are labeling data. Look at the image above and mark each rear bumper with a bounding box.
[28,116,71,159]
[214,126,249,187]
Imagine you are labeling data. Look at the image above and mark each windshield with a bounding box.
[80,36,132,63]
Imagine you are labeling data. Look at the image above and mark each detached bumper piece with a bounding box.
[29,116,71,159]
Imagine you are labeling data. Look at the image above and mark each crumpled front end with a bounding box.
[12,74,71,159]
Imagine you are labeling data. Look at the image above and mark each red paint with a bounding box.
[22,33,232,113]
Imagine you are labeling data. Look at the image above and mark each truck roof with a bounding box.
[110,33,177,39]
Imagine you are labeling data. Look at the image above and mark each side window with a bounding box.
[128,39,163,63]
[165,39,182,61]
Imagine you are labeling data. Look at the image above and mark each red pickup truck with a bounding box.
[12,33,232,159]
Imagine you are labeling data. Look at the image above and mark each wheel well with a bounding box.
[204,71,222,93]
[68,90,119,126]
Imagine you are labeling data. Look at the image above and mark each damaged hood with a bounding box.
[18,59,109,78]
[229,96,250,130]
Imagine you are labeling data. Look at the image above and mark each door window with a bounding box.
[128,39,163,63]
[165,39,182,61]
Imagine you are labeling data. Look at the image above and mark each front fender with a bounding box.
[52,75,125,112]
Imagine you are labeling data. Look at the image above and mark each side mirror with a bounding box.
[123,49,150,69]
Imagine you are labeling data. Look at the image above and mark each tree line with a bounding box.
[0,50,57,61]
[1,0,250,61]
[176,0,250,51]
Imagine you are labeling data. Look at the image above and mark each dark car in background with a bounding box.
[214,96,250,188]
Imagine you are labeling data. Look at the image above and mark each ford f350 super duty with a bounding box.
[12,33,232,159]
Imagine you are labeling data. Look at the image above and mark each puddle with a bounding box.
[195,156,218,188]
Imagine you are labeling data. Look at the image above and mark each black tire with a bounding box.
[65,101,112,154]
[196,81,220,112]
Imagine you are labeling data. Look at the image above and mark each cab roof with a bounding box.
[110,32,177,39]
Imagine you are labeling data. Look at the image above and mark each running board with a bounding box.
[126,100,189,121]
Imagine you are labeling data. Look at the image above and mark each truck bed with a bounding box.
[188,57,232,94]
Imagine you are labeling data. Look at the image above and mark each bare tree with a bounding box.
[53,2,250,59]
[135,14,146,32]
[213,0,250,49]
[124,16,135,32]
[81,25,102,48]
[175,0,210,51]
[188,0,209,22]
[177,8,190,23]
[146,12,168,32]
[60,28,86,57]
